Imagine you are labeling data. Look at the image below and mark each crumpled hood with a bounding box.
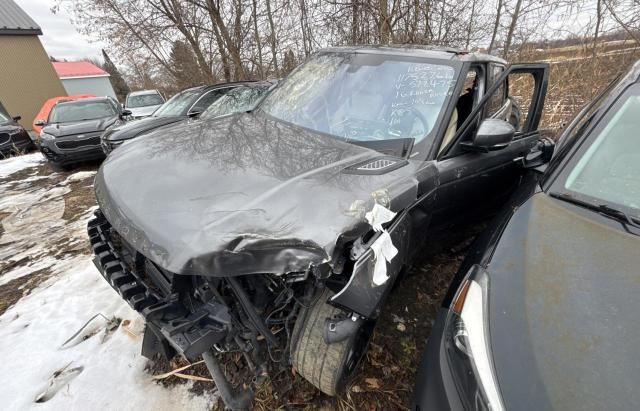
[95,112,422,276]
[486,193,640,410]
[43,117,117,137]
[102,115,182,142]
[127,104,161,118]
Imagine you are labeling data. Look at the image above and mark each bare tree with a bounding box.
[503,0,524,57]
[488,0,503,54]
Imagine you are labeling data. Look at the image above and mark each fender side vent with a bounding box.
[343,156,408,175]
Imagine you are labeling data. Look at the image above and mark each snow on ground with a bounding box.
[0,259,214,411]
[0,156,214,410]
[0,153,44,179]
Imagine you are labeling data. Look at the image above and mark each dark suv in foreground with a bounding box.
[38,97,126,166]
[412,61,640,411]
[88,46,549,409]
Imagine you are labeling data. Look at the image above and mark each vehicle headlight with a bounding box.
[40,132,55,141]
[445,265,504,411]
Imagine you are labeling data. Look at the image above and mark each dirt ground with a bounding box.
[0,152,481,410]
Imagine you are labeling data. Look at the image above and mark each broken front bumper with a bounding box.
[87,210,231,360]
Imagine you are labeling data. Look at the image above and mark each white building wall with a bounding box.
[61,76,117,99]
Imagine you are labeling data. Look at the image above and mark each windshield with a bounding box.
[49,101,117,123]
[260,52,457,145]
[152,89,203,117]
[201,85,269,119]
[556,83,640,217]
[127,93,164,108]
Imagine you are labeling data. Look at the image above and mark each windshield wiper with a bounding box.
[597,204,640,229]
[550,192,640,230]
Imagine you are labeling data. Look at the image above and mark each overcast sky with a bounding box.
[15,0,105,61]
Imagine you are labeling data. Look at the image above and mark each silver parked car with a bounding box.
[124,90,165,119]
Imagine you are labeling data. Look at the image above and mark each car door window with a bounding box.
[190,89,227,114]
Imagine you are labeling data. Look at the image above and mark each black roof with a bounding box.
[321,44,508,65]
[0,0,42,36]
[182,80,275,94]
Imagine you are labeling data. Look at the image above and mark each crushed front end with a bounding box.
[88,209,330,407]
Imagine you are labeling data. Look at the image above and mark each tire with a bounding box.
[290,288,373,396]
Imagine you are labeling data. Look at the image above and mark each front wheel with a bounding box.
[290,288,374,395]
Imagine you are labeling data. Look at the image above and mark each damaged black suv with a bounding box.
[88,46,549,409]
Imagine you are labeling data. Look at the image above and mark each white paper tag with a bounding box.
[365,203,396,232]
[370,231,398,286]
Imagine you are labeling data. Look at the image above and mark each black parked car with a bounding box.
[37,97,126,166]
[412,61,640,411]
[101,81,268,154]
[0,101,33,157]
[88,46,549,409]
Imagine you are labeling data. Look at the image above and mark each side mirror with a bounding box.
[521,138,555,170]
[121,109,132,118]
[462,119,515,153]
[12,115,21,122]
[34,119,46,126]
[187,110,202,118]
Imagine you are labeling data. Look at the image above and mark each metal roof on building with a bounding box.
[0,0,42,35]
[52,61,110,79]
